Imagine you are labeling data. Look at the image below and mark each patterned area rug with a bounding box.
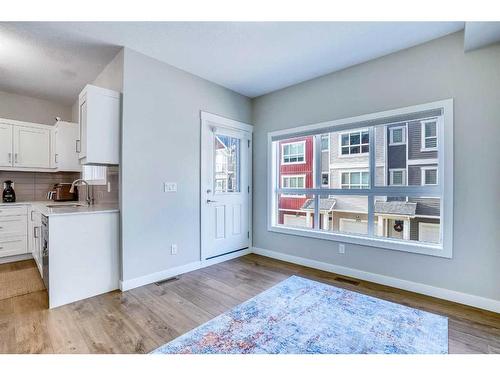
[152,275,448,354]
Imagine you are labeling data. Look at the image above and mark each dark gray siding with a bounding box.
[386,124,407,184]
[410,217,440,241]
[408,120,438,160]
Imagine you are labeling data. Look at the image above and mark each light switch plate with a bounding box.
[164,182,177,192]
[338,243,345,254]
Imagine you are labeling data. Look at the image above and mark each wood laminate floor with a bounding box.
[0,254,499,354]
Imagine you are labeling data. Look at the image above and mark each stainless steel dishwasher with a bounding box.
[41,214,49,291]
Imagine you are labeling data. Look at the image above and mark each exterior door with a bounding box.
[0,123,13,167]
[201,112,253,260]
[13,126,51,168]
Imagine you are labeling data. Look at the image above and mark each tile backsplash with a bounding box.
[0,167,119,205]
[0,171,80,202]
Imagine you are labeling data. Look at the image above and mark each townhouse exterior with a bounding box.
[276,118,441,244]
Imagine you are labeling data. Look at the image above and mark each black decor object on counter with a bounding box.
[2,180,16,203]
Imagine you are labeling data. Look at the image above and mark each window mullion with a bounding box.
[368,127,375,236]
[313,135,321,230]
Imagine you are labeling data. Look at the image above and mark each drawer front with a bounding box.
[0,216,28,237]
[0,205,28,217]
[0,236,27,257]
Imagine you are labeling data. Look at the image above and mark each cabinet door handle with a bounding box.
[14,153,18,163]
[34,227,39,238]
[31,210,34,221]
[8,152,12,163]
[55,153,58,163]
[76,140,81,153]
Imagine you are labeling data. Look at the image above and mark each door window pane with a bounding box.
[214,134,240,193]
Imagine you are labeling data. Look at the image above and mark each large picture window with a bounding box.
[268,100,453,258]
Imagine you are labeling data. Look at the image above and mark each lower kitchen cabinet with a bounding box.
[0,205,28,258]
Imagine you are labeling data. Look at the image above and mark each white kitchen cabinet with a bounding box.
[29,208,43,275]
[13,125,51,168]
[0,205,28,258]
[52,121,80,172]
[0,123,13,167]
[78,84,120,165]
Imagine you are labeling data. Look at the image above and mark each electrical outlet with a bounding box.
[164,182,177,192]
[171,244,178,255]
[338,243,345,254]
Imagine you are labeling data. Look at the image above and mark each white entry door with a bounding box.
[201,112,253,260]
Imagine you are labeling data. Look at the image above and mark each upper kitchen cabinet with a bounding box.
[13,125,51,168]
[78,84,121,165]
[52,121,81,172]
[0,123,13,167]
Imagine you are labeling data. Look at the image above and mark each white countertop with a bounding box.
[0,201,119,217]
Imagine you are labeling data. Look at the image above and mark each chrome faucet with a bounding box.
[69,179,93,206]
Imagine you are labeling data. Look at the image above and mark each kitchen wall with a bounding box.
[0,171,80,202]
[120,48,252,283]
[251,31,500,301]
[0,90,72,125]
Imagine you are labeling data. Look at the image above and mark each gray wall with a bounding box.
[251,32,500,301]
[121,48,252,282]
[0,90,72,125]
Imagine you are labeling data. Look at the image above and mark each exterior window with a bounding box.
[389,169,406,186]
[340,130,369,155]
[421,120,438,151]
[341,171,369,189]
[321,135,329,151]
[422,167,438,185]
[282,142,305,164]
[321,172,329,187]
[269,99,453,258]
[389,126,406,145]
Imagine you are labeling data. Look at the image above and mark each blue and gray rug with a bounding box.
[151,275,448,354]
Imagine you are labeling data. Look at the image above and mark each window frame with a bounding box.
[281,140,306,165]
[281,174,306,198]
[389,168,406,186]
[421,119,438,152]
[267,99,453,258]
[338,129,370,157]
[321,172,329,187]
[389,126,406,146]
[421,166,438,186]
[340,170,370,189]
[321,134,330,152]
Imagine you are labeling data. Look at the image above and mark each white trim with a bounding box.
[252,247,500,313]
[339,169,369,189]
[421,166,438,186]
[268,99,453,258]
[338,128,370,158]
[281,140,306,165]
[389,168,406,186]
[407,158,438,166]
[421,119,438,152]
[120,248,251,291]
[281,174,306,197]
[389,126,406,146]
[0,252,32,265]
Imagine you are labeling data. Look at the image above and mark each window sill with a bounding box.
[420,148,437,152]
[268,225,451,258]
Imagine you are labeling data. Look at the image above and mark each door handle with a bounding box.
[76,140,81,153]
[206,200,218,203]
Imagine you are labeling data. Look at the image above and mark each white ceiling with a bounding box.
[0,22,467,105]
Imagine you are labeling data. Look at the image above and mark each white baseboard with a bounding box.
[120,248,251,291]
[252,247,500,314]
[0,253,32,265]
